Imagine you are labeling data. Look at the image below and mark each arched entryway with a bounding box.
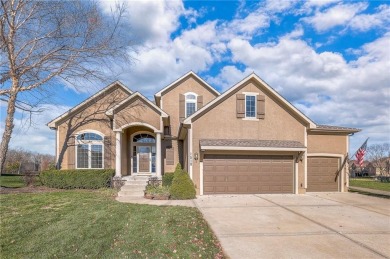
[131,133,156,174]
[113,122,162,178]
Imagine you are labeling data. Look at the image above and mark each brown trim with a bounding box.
[236,94,245,118]
[257,94,265,119]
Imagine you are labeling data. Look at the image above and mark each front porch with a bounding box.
[114,124,163,179]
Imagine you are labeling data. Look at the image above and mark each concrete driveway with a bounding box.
[194,192,390,259]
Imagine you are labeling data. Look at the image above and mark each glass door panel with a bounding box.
[138,146,150,173]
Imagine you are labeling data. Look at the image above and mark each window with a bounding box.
[133,134,155,143]
[185,93,197,117]
[76,131,104,169]
[245,95,256,118]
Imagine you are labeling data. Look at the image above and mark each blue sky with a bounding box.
[1,0,389,155]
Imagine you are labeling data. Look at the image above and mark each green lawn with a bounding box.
[0,190,223,258]
[0,175,25,188]
[349,178,390,192]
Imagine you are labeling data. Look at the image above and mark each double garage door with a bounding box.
[203,155,294,194]
[203,155,341,194]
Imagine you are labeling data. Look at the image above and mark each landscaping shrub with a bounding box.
[162,173,174,186]
[40,169,115,189]
[169,163,196,200]
[23,171,36,186]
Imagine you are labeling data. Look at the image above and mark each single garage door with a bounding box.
[203,155,293,194]
[307,157,339,192]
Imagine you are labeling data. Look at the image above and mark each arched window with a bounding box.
[76,131,104,169]
[133,134,155,143]
[77,132,103,141]
[185,92,197,117]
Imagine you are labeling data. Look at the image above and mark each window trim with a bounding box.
[184,92,198,118]
[244,94,257,119]
[75,130,104,169]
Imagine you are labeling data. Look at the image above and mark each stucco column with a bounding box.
[156,132,162,178]
[115,131,122,177]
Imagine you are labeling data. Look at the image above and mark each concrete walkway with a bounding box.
[195,192,390,259]
[349,186,390,197]
[116,196,196,207]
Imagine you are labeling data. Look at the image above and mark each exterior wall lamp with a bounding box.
[194,152,199,161]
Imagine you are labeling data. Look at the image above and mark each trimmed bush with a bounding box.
[170,164,196,200]
[162,173,174,187]
[40,169,115,189]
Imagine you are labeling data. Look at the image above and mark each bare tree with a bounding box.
[0,0,132,173]
[367,143,390,176]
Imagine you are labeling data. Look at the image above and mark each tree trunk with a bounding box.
[0,90,18,174]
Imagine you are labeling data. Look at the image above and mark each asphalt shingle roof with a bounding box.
[200,139,306,148]
[315,124,361,132]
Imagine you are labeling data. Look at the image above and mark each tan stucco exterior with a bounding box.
[114,97,162,131]
[191,80,307,194]
[158,75,219,172]
[51,72,358,195]
[56,84,130,169]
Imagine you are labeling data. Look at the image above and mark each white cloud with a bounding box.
[99,0,185,45]
[227,9,271,36]
[303,2,368,32]
[304,0,340,8]
[348,4,390,32]
[264,0,298,13]
[206,66,253,92]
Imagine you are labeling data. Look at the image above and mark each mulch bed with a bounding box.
[0,186,60,194]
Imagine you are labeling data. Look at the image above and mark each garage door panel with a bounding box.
[227,175,239,182]
[203,155,293,194]
[307,157,339,192]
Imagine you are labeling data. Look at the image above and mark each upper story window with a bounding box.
[185,92,197,117]
[133,134,155,143]
[245,95,256,118]
[76,131,104,169]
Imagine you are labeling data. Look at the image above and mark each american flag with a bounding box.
[355,138,368,167]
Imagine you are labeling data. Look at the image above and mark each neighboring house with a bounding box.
[48,72,360,195]
[350,158,390,177]
[349,161,376,177]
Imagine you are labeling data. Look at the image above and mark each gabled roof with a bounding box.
[106,92,168,118]
[183,73,317,128]
[154,71,220,98]
[47,81,133,128]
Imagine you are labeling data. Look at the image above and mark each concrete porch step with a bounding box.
[124,180,148,186]
[120,185,146,191]
[122,175,151,181]
[118,190,145,197]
